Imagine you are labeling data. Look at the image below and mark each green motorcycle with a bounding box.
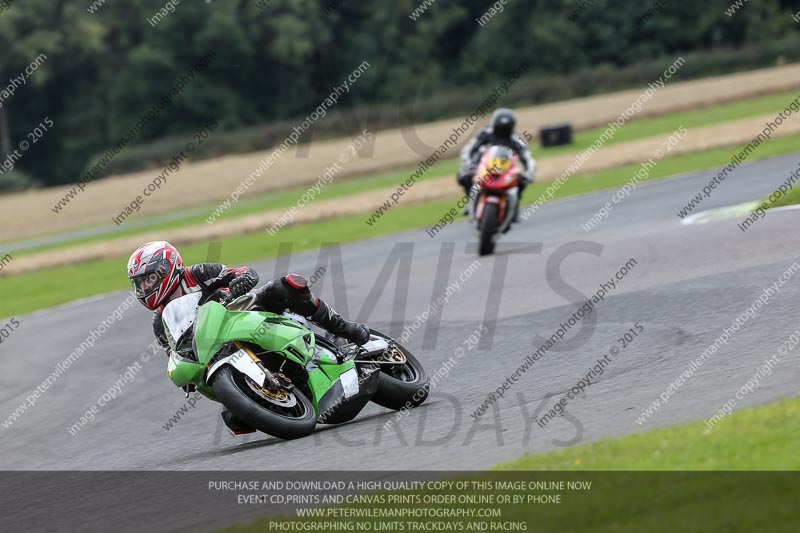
[163,292,429,440]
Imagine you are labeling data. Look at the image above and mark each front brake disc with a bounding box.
[245,376,298,408]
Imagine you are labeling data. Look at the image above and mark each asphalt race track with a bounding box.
[3,153,800,531]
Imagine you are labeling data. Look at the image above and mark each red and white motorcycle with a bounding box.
[468,145,521,255]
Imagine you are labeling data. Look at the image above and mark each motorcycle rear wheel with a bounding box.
[368,330,430,411]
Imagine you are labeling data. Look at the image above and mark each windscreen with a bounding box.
[161,292,202,351]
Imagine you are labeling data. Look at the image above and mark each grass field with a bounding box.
[220,397,800,533]
[497,396,800,471]
[6,90,798,258]
[3,131,800,319]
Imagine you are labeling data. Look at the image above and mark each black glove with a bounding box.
[229,270,258,297]
[202,289,230,305]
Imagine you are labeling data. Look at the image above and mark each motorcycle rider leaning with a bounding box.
[127,240,370,435]
[456,108,536,218]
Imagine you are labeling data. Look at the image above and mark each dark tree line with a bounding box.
[0,0,797,190]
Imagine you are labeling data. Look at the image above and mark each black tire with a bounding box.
[479,202,499,256]
[211,366,316,440]
[369,330,430,411]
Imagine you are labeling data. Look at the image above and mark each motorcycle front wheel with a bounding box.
[478,202,499,256]
[211,366,316,440]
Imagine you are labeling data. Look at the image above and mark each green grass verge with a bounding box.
[219,397,800,533]
[523,89,800,160]
[497,396,800,471]
[523,130,800,201]
[6,89,798,257]
[3,132,800,318]
[4,162,460,257]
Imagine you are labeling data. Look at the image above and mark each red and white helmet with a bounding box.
[127,241,184,310]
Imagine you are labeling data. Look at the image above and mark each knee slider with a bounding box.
[281,274,318,316]
[283,273,308,290]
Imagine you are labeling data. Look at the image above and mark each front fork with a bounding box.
[469,186,519,232]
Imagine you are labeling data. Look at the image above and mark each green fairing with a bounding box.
[166,356,203,388]
[167,301,357,413]
[194,302,311,366]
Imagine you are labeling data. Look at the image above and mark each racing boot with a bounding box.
[311,300,370,346]
[458,168,475,216]
[514,179,528,223]
[221,409,256,436]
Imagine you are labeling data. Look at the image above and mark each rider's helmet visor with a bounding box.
[130,260,170,298]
